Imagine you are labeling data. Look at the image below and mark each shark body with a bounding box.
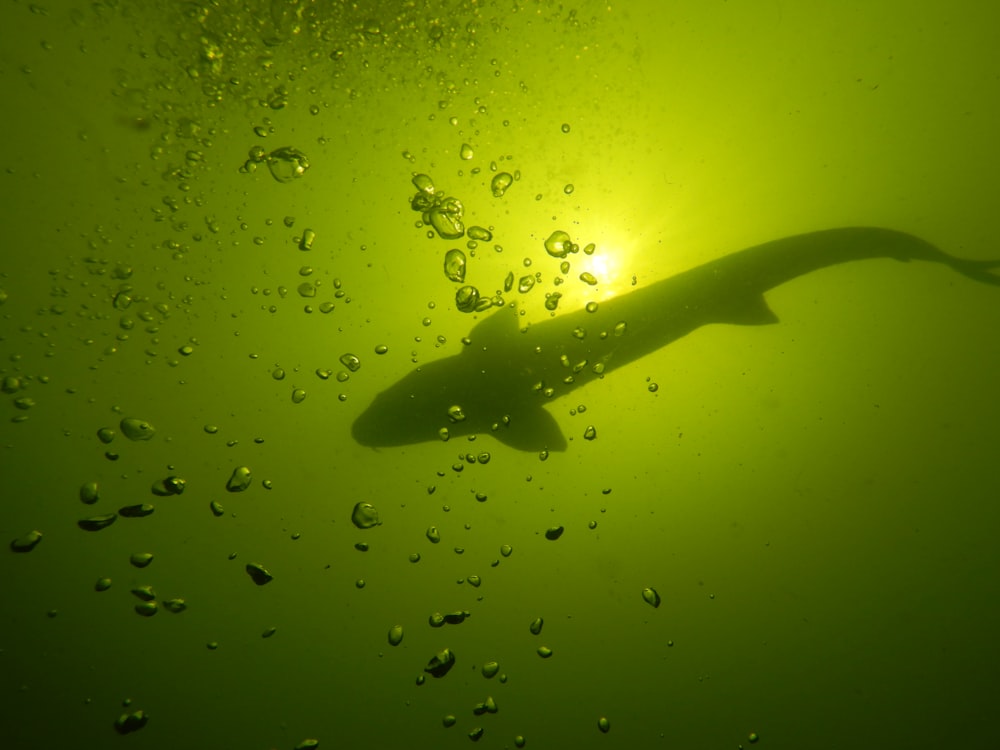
[351,227,1000,452]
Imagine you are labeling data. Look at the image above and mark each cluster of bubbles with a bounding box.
[9,406,652,744]
[409,168,604,317]
[409,173,499,313]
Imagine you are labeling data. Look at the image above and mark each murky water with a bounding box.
[2,2,999,748]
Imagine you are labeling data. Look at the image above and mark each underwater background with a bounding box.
[2,1,999,748]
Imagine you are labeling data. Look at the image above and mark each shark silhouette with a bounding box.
[352,227,1000,452]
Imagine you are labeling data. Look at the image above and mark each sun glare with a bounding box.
[581,239,632,302]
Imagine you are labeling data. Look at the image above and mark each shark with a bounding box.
[351,227,1000,452]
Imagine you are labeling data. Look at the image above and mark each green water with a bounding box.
[2,1,999,748]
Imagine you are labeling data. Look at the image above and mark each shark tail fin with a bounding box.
[885,230,1000,287]
[946,257,1000,287]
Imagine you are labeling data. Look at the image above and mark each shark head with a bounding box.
[350,356,485,448]
[351,308,570,452]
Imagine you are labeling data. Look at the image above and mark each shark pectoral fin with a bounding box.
[490,407,568,452]
[722,294,780,326]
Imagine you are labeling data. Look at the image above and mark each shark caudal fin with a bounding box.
[875,229,1000,287]
[944,256,1000,286]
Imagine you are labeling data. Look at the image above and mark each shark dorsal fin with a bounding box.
[465,305,520,351]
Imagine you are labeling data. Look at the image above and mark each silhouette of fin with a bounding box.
[946,257,1000,286]
[467,305,519,348]
[491,406,568,452]
[718,294,780,326]
[879,229,1000,286]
